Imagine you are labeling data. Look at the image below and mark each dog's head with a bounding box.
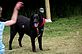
[31,8,45,28]
[31,13,40,28]
[30,9,45,36]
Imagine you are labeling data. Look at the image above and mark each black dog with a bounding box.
[9,13,45,52]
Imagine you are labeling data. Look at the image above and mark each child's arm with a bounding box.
[5,2,23,26]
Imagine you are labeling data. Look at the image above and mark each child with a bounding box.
[0,2,23,54]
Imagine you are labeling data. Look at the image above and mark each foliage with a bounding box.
[0,0,82,19]
[50,0,82,18]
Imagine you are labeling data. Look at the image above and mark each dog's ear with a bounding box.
[30,14,34,22]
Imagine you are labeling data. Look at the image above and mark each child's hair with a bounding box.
[0,6,2,13]
[0,6,7,22]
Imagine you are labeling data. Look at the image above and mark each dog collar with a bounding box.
[39,18,45,27]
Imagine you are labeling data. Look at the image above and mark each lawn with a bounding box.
[3,16,82,54]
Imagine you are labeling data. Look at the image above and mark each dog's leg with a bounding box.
[38,27,44,50]
[18,32,24,47]
[30,37,36,52]
[38,34,43,50]
[9,28,17,50]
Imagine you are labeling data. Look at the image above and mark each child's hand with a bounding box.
[15,2,24,10]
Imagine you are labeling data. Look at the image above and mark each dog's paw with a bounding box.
[19,44,22,47]
[9,48,12,50]
[32,49,36,52]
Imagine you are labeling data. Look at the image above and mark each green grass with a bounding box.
[3,16,82,54]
